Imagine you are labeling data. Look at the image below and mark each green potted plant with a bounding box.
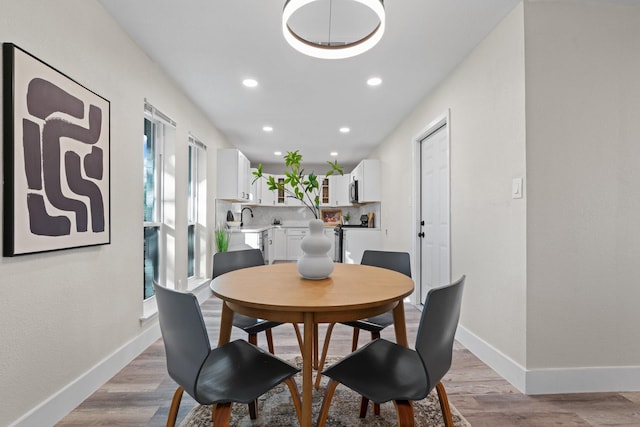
[343,212,351,225]
[214,227,229,253]
[253,151,343,279]
[252,150,343,219]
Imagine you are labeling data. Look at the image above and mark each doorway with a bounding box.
[414,113,451,303]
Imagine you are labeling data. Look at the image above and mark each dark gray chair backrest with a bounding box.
[212,248,265,279]
[415,276,465,391]
[153,282,210,399]
[361,250,412,278]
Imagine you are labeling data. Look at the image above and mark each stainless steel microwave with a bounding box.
[349,179,358,203]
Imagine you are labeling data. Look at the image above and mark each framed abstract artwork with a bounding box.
[2,43,110,256]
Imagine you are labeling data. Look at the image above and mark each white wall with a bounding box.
[372,3,528,366]
[524,1,640,369]
[0,1,229,425]
[374,0,640,394]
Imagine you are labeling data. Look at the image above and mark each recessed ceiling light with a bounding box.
[242,78,258,88]
[263,126,273,132]
[339,127,350,134]
[330,152,338,157]
[367,77,382,86]
[274,151,282,156]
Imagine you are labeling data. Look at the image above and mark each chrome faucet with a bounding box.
[240,207,253,227]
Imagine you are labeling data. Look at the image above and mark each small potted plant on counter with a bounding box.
[215,227,229,253]
[343,212,351,225]
[252,150,343,279]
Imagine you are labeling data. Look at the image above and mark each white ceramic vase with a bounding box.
[297,218,334,280]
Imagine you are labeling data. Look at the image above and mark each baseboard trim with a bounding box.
[456,325,640,395]
[525,365,640,395]
[455,324,527,392]
[9,324,161,427]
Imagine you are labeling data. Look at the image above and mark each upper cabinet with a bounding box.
[216,148,251,202]
[351,159,380,203]
[250,169,275,206]
[328,174,351,206]
[217,150,379,206]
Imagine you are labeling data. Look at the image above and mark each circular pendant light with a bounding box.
[282,0,385,60]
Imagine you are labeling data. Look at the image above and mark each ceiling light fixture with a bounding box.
[330,151,339,156]
[263,125,274,132]
[367,76,382,86]
[274,151,282,156]
[339,126,350,133]
[282,0,386,60]
[242,78,258,88]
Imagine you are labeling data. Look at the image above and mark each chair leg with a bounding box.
[393,400,415,426]
[314,323,319,369]
[317,379,340,427]
[166,386,184,427]
[212,402,232,426]
[292,323,303,354]
[351,327,360,351]
[360,331,380,418]
[314,322,336,389]
[284,377,302,424]
[248,332,258,346]
[265,329,275,354]
[248,399,258,419]
[435,381,455,427]
[359,396,369,418]
[242,336,260,420]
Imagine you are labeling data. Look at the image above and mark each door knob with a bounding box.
[418,232,425,238]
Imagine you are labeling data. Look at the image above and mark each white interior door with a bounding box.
[419,123,450,301]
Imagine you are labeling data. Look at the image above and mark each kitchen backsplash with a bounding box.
[215,200,381,229]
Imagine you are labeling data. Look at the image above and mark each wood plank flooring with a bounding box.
[56,296,640,426]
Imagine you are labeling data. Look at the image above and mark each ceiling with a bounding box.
[98,0,520,167]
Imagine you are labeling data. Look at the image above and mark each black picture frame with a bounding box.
[3,43,111,256]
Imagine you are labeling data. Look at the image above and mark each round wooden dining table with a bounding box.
[210,262,415,427]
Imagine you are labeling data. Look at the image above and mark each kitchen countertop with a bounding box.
[227,225,272,233]
[228,224,380,233]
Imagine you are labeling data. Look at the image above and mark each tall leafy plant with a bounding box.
[252,150,343,219]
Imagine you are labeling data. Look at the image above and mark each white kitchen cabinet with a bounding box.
[216,148,251,202]
[329,174,351,206]
[286,228,307,259]
[261,175,275,206]
[272,174,311,207]
[285,181,305,207]
[350,159,380,203]
[249,168,260,204]
[274,176,287,205]
[343,229,381,264]
[263,228,274,264]
[250,170,275,206]
[273,227,287,261]
[324,227,336,257]
[319,178,330,206]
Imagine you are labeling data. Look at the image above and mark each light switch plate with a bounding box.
[512,177,523,199]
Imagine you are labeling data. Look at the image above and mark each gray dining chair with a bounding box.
[212,248,303,353]
[316,276,465,427]
[315,250,411,392]
[153,282,301,427]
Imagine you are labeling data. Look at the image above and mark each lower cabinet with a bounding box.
[273,228,287,261]
[286,228,307,260]
[271,227,335,261]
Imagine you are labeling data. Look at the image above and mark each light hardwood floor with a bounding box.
[56,296,640,426]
